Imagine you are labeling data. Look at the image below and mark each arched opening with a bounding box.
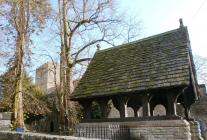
[126,107,134,117]
[176,93,186,118]
[91,101,101,119]
[50,121,54,132]
[153,104,166,116]
[108,100,120,118]
[127,95,142,118]
[137,107,143,117]
[176,102,185,117]
[150,94,168,116]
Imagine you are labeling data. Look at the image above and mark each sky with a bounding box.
[119,0,207,57]
[27,0,207,80]
[1,0,207,78]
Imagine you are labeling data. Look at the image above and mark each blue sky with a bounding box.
[26,0,207,80]
[1,0,207,78]
[119,0,207,57]
[32,0,207,62]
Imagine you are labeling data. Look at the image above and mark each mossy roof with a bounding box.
[72,27,194,99]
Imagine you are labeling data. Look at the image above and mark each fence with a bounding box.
[76,124,130,140]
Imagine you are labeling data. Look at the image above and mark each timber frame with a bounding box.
[72,20,199,122]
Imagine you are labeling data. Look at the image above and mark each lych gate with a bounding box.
[72,20,204,140]
[75,87,196,121]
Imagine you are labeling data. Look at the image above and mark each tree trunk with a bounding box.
[14,34,25,128]
[59,0,76,134]
[59,0,70,132]
[14,0,26,129]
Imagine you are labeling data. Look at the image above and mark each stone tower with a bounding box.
[0,78,2,99]
[35,62,60,94]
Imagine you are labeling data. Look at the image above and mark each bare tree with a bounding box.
[119,16,142,43]
[57,0,121,133]
[0,0,51,128]
[194,55,207,86]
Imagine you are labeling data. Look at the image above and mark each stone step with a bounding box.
[0,120,11,125]
[0,120,11,131]
[0,112,12,120]
[0,127,11,131]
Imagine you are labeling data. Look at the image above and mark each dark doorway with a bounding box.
[50,121,54,132]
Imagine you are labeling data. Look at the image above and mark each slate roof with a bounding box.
[72,27,195,99]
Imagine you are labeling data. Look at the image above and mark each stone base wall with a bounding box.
[191,99,207,139]
[129,120,191,140]
[191,87,207,139]
[189,121,203,140]
[0,131,98,140]
[76,120,192,140]
[0,112,11,131]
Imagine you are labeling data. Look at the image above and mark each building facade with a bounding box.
[35,62,60,94]
[0,77,3,99]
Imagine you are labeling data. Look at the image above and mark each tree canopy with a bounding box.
[0,69,50,115]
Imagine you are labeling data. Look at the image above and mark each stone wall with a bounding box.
[0,112,11,131]
[35,62,60,93]
[129,120,191,140]
[0,131,99,140]
[76,120,192,140]
[189,121,203,140]
[191,91,207,139]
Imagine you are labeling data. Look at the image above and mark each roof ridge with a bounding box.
[98,27,187,53]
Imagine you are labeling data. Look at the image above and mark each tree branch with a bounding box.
[73,35,104,62]
[73,58,91,65]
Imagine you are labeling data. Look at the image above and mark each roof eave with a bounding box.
[71,84,189,101]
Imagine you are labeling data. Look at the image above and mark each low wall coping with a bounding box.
[78,119,190,128]
[0,112,12,120]
[0,131,100,140]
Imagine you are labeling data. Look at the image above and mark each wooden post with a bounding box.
[166,93,177,116]
[99,99,108,118]
[184,106,191,120]
[142,95,150,117]
[133,107,138,117]
[118,97,128,118]
[80,101,92,120]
